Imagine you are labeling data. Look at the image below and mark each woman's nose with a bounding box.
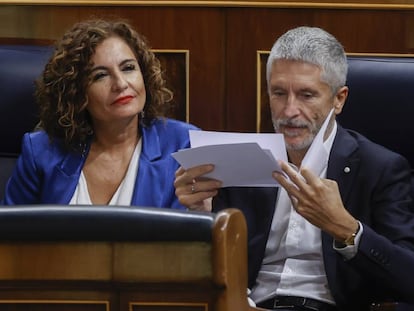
[111,73,128,91]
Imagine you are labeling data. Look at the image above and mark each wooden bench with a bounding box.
[0,206,259,311]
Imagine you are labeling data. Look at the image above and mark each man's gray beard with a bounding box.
[272,118,319,151]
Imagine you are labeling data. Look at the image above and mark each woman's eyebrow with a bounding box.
[90,59,137,72]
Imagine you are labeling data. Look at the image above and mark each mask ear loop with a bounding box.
[288,162,299,172]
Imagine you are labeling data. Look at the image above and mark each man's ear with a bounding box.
[333,86,348,114]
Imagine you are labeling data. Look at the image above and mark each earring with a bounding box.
[140,110,145,120]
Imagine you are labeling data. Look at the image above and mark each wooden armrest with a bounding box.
[370,302,398,311]
[248,306,267,311]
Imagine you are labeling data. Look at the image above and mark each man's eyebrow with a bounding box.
[299,87,317,92]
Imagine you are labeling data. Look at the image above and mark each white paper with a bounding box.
[172,131,287,187]
[190,130,287,162]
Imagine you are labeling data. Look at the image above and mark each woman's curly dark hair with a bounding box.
[36,19,173,151]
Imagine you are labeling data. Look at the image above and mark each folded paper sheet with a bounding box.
[172,131,287,187]
[172,108,334,187]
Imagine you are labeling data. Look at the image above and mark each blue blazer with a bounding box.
[213,125,414,311]
[2,118,198,209]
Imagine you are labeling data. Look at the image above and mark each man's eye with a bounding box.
[273,90,285,96]
[301,92,314,100]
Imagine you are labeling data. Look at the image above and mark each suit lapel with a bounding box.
[327,126,361,208]
[323,125,361,301]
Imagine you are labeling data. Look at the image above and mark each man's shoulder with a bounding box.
[338,126,408,163]
[346,129,398,155]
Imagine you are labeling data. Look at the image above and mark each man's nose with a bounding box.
[283,95,300,116]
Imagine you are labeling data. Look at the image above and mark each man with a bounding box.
[174,26,414,311]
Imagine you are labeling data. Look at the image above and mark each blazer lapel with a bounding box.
[323,125,361,302]
[327,126,361,207]
[130,124,164,207]
[47,149,87,204]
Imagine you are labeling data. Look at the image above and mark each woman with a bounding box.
[2,19,198,208]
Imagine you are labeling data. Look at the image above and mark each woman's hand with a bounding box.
[174,164,222,211]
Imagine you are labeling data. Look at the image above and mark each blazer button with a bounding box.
[370,249,379,257]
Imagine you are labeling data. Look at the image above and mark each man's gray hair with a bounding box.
[266,26,348,93]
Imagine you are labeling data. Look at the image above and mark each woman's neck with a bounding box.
[91,119,140,154]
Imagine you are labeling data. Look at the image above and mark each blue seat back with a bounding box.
[0,45,52,156]
[339,56,414,169]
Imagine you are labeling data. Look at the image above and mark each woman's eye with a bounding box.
[92,72,107,81]
[122,63,136,72]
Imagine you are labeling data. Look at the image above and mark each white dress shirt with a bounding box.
[250,119,338,305]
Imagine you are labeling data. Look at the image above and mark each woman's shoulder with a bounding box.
[149,118,200,136]
[24,130,50,147]
[155,118,199,130]
[142,118,199,150]
[23,130,67,157]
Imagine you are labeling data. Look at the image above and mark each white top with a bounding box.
[69,139,142,206]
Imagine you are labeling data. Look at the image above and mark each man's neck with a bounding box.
[287,149,307,168]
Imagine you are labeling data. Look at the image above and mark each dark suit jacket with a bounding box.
[2,118,199,208]
[213,125,414,311]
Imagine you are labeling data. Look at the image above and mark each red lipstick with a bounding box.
[113,95,134,105]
